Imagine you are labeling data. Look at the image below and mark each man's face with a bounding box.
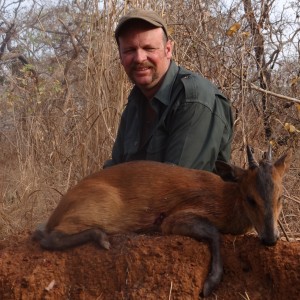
[118,25,172,99]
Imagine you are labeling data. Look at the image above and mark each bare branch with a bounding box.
[250,83,300,104]
[0,22,15,60]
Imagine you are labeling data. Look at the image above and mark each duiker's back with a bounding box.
[46,161,228,234]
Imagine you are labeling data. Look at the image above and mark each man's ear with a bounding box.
[165,39,173,59]
[274,149,293,177]
[215,161,246,182]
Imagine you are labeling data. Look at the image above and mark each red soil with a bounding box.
[0,232,299,300]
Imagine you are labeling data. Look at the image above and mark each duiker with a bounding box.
[33,145,291,297]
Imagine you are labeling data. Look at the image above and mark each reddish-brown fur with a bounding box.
[47,164,244,234]
[33,147,292,297]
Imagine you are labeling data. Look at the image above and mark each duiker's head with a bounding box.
[216,145,292,246]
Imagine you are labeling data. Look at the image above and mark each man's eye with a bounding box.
[122,49,134,54]
[123,50,132,54]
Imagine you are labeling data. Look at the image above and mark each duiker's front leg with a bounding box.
[161,212,223,297]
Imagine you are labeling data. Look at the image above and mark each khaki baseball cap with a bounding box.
[115,9,168,40]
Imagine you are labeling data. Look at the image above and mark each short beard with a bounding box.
[129,62,159,88]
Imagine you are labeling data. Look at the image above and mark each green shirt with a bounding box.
[104,61,233,171]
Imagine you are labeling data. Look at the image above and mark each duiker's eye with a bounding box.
[246,196,256,207]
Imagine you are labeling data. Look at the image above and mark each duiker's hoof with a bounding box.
[100,240,110,250]
[200,268,223,297]
[32,223,47,241]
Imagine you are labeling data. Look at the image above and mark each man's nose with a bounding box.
[133,49,147,63]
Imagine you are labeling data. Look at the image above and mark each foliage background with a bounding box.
[0,0,299,239]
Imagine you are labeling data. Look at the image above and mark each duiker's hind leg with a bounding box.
[161,212,222,297]
[32,223,47,241]
[39,228,110,250]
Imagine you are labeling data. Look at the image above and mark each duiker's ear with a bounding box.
[274,149,293,177]
[215,161,246,182]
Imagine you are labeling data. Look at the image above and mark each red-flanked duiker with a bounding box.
[33,145,292,297]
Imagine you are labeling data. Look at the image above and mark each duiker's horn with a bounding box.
[261,144,273,163]
[247,145,258,168]
[266,144,272,163]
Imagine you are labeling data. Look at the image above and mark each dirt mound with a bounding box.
[0,232,299,300]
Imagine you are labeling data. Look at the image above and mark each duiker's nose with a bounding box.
[261,223,280,246]
[261,235,278,246]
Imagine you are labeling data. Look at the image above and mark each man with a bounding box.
[104,9,233,171]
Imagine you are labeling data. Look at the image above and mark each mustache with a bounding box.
[130,62,155,71]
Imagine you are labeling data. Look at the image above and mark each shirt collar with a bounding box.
[153,60,179,106]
